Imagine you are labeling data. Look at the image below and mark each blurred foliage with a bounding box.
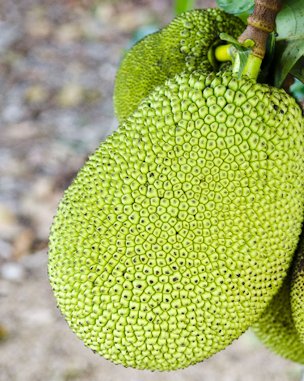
[291,79,304,102]
[174,0,195,15]
[216,0,254,16]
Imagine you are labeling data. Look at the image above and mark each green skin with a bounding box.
[49,70,304,371]
[114,8,245,122]
[252,237,304,364]
[291,232,304,343]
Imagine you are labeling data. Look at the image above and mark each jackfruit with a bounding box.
[49,70,304,371]
[114,9,245,122]
[252,242,304,363]
[291,232,304,343]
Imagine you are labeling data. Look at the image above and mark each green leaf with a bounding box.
[276,0,304,41]
[290,56,304,83]
[236,12,252,23]
[219,33,246,48]
[219,33,253,77]
[174,0,195,15]
[220,33,254,50]
[216,0,254,15]
[236,49,253,76]
[290,79,304,101]
[274,40,304,87]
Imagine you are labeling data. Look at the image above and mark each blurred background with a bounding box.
[0,1,303,380]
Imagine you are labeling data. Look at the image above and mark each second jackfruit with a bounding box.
[114,9,245,122]
[252,236,304,363]
[291,234,304,343]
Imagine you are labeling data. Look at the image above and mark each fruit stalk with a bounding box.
[238,0,282,60]
[215,0,282,79]
[214,44,232,62]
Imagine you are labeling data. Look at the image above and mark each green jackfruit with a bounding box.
[49,71,304,371]
[113,9,245,122]
[291,233,304,343]
[252,245,304,363]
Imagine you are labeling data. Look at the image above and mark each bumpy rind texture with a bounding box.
[49,71,304,371]
[252,258,304,364]
[114,8,245,122]
[291,234,304,343]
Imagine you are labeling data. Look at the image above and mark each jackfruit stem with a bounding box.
[214,44,232,62]
[239,0,281,60]
[214,1,281,80]
[233,0,281,79]
[233,53,262,79]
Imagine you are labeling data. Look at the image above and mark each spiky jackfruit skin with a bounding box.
[252,265,304,364]
[49,71,304,371]
[291,235,304,343]
[114,9,245,122]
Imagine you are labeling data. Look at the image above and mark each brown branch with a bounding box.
[238,0,282,59]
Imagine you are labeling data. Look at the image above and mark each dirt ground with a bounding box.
[0,1,303,380]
